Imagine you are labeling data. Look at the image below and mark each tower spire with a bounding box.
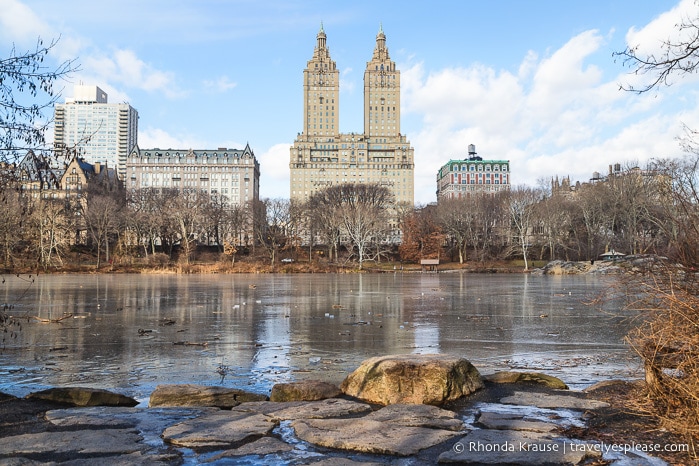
[316,21,327,51]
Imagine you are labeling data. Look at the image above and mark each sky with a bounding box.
[2,0,698,204]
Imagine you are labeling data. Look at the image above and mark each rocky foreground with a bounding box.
[0,354,673,465]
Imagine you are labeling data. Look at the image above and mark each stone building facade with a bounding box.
[290,25,415,205]
[126,144,260,208]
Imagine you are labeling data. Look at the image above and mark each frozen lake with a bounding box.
[0,272,642,403]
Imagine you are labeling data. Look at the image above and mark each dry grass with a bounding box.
[624,270,699,459]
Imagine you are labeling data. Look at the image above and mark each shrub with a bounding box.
[625,269,699,456]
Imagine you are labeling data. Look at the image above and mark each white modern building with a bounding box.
[53,85,138,181]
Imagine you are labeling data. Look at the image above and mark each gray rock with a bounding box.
[500,391,610,410]
[44,452,180,465]
[270,380,341,402]
[46,406,139,428]
[365,403,464,431]
[340,354,484,405]
[583,379,638,393]
[161,412,276,449]
[484,371,569,389]
[229,398,373,420]
[207,436,294,459]
[438,429,601,464]
[148,384,267,408]
[25,387,138,407]
[291,417,461,456]
[0,429,144,456]
[477,411,559,432]
[307,459,385,466]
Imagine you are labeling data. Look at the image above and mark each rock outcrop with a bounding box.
[340,354,484,405]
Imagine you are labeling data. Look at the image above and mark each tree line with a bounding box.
[3,149,699,271]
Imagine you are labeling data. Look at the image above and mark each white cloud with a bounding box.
[404,27,697,204]
[203,76,237,93]
[258,143,291,199]
[80,49,183,99]
[0,0,49,45]
[138,127,208,150]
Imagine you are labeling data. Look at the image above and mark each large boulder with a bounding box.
[340,354,483,405]
[26,387,138,407]
[149,384,267,408]
[270,380,341,402]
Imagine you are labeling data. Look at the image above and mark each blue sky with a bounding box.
[2,0,697,204]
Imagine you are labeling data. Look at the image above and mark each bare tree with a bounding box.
[575,182,615,261]
[307,189,344,262]
[533,193,574,261]
[650,146,699,264]
[1,38,77,163]
[0,189,28,267]
[254,198,291,264]
[83,194,122,268]
[436,198,469,264]
[167,189,208,264]
[125,188,163,256]
[615,4,699,93]
[506,186,541,270]
[30,198,70,270]
[399,204,444,263]
[326,183,394,269]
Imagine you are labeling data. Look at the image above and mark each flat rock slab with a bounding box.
[229,398,373,420]
[484,371,569,389]
[270,380,342,402]
[45,405,215,451]
[207,436,294,459]
[477,411,559,432]
[149,384,267,408]
[365,403,464,431]
[438,429,601,464]
[26,387,138,407]
[0,429,144,456]
[292,418,461,456]
[162,412,276,449]
[500,391,610,410]
[309,459,386,466]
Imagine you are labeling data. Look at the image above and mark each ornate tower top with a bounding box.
[372,23,390,62]
[314,22,328,58]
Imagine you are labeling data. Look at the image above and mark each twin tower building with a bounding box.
[289,25,415,205]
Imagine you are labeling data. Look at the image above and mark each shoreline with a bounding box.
[0,372,690,465]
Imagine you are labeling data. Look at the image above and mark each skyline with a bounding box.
[1,0,698,204]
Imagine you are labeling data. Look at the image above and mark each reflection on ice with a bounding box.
[0,273,640,398]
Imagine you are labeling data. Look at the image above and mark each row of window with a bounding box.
[452,164,508,172]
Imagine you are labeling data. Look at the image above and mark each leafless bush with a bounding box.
[625,269,699,453]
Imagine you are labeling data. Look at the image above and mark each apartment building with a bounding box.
[53,85,138,181]
[436,144,510,199]
[290,25,415,205]
[126,144,260,207]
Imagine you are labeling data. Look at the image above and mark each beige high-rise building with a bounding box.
[290,25,414,205]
